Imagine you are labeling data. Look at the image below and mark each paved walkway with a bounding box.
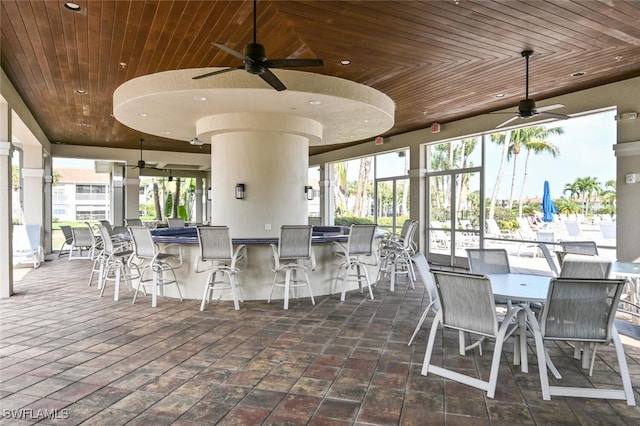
[1,258,640,425]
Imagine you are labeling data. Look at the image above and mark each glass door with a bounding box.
[376,178,409,235]
[427,170,480,267]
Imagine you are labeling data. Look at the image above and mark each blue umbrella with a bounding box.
[542,180,557,222]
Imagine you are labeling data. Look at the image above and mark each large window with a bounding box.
[76,184,107,201]
[330,149,409,231]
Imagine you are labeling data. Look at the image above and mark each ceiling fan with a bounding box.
[494,50,570,129]
[192,0,324,91]
[129,139,162,170]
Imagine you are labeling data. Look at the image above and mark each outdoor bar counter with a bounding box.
[126,226,383,304]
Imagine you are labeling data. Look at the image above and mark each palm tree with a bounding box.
[555,197,582,214]
[488,130,511,220]
[353,157,372,217]
[600,179,616,213]
[574,176,602,215]
[563,181,580,200]
[333,162,348,216]
[505,126,564,211]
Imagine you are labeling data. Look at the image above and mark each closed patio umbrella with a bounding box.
[542,181,557,223]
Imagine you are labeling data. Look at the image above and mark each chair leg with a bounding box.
[421,311,443,376]
[230,273,240,310]
[408,301,435,346]
[612,326,636,405]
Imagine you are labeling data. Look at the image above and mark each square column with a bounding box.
[0,141,14,297]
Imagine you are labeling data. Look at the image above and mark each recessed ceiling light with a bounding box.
[64,2,81,11]
[74,89,87,94]
[308,100,322,105]
[119,62,127,69]
[137,112,148,117]
[162,131,171,135]
[615,55,623,62]
[193,95,207,101]
[339,60,351,66]
[495,93,505,98]
[571,71,586,77]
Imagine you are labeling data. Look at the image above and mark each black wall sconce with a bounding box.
[305,185,314,200]
[235,183,245,200]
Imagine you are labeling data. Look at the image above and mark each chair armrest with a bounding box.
[231,244,247,271]
[154,243,183,268]
[332,241,348,257]
[269,243,280,271]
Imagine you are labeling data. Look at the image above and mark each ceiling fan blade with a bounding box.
[266,58,325,68]
[259,69,286,91]
[538,111,571,120]
[192,66,243,80]
[211,42,246,60]
[536,103,565,113]
[495,115,520,129]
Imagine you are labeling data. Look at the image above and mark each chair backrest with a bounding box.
[71,225,95,246]
[565,221,581,238]
[537,243,559,277]
[466,248,510,274]
[348,224,377,255]
[99,220,114,235]
[559,253,612,278]
[128,226,157,259]
[399,220,412,239]
[60,225,73,242]
[196,226,233,261]
[402,220,418,250]
[278,225,313,259]
[600,222,616,240]
[411,252,439,310]
[485,218,502,236]
[560,240,599,256]
[431,270,499,337]
[126,218,143,227]
[540,277,626,342]
[97,224,115,255]
[167,218,185,228]
[516,217,536,239]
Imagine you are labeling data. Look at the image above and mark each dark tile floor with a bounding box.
[2,258,640,425]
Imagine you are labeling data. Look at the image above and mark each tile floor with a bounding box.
[1,258,640,425]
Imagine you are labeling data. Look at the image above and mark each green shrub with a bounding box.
[334,216,375,226]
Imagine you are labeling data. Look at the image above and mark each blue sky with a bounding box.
[484,109,616,200]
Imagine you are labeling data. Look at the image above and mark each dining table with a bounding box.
[485,273,552,374]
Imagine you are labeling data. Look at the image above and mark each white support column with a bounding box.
[195,177,203,224]
[319,165,334,226]
[0,98,13,297]
[44,162,52,253]
[21,144,44,228]
[124,167,140,220]
[111,165,125,226]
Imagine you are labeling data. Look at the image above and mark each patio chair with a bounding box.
[421,270,522,398]
[128,225,184,307]
[333,224,378,302]
[125,218,143,227]
[167,218,185,228]
[564,221,581,239]
[559,240,599,256]
[58,225,73,257]
[600,221,616,243]
[96,224,135,301]
[466,248,511,274]
[527,277,635,405]
[68,224,97,260]
[12,224,42,269]
[268,225,315,310]
[377,220,418,291]
[537,243,559,277]
[195,226,247,311]
[486,218,515,239]
[559,253,611,279]
[408,252,438,346]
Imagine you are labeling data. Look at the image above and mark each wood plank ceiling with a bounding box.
[2,0,640,157]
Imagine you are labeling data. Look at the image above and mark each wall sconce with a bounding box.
[235,183,245,199]
[305,185,314,200]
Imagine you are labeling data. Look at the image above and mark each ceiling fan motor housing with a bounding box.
[137,160,146,168]
[243,43,267,74]
[518,98,537,117]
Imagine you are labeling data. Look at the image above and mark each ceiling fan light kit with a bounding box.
[190,137,204,146]
[494,50,570,128]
